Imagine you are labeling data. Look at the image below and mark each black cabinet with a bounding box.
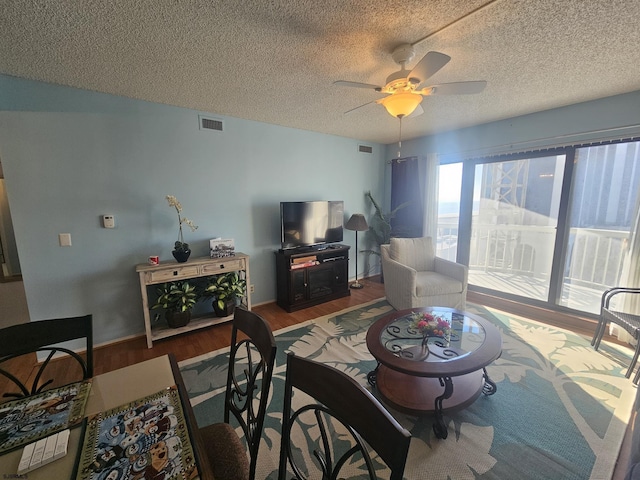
[276,245,350,312]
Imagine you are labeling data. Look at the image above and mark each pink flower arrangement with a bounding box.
[411,312,451,337]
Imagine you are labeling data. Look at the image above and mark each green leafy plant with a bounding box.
[363,191,410,256]
[151,280,198,313]
[203,272,247,311]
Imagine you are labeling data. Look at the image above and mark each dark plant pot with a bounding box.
[213,300,235,318]
[172,249,191,263]
[166,310,191,328]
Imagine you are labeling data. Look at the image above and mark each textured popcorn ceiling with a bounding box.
[1,0,639,144]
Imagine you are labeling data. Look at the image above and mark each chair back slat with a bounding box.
[224,307,277,480]
[0,315,93,401]
[279,353,411,480]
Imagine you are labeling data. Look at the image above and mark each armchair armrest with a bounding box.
[381,252,417,309]
[434,257,468,290]
[382,255,417,285]
[602,287,640,310]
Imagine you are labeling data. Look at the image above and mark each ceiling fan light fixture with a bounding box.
[379,92,422,118]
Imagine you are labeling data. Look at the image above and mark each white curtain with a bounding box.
[613,194,640,343]
[422,153,439,239]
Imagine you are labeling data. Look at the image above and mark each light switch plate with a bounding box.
[59,233,72,247]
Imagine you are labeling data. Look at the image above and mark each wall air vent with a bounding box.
[358,144,373,154]
[199,115,224,132]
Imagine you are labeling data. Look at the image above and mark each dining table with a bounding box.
[0,353,214,479]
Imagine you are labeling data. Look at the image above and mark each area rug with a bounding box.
[179,299,637,479]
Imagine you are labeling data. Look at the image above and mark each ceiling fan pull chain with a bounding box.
[397,116,403,158]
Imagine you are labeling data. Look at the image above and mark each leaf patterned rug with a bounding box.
[179,299,637,479]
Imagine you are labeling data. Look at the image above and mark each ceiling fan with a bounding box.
[334,43,486,119]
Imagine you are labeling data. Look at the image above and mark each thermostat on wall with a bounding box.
[102,214,115,228]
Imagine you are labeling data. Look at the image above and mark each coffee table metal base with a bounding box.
[371,365,488,439]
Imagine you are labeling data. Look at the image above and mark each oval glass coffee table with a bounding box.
[366,307,502,439]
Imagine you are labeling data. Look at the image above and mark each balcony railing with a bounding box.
[564,227,628,290]
[436,219,630,313]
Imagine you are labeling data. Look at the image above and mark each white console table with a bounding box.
[136,254,251,348]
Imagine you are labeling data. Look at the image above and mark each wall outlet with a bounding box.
[250,284,255,294]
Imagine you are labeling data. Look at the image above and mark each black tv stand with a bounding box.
[275,245,350,312]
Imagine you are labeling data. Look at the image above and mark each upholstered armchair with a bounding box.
[380,237,468,310]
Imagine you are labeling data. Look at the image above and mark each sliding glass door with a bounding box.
[560,142,640,313]
[435,139,640,316]
[468,155,566,302]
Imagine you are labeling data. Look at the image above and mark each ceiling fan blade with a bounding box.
[344,100,377,114]
[334,80,382,91]
[409,51,451,84]
[406,104,424,118]
[427,81,487,95]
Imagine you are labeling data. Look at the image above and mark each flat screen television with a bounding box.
[280,201,344,250]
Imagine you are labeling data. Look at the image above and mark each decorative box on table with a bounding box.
[210,238,235,258]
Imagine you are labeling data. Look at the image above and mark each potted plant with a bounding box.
[363,191,410,258]
[204,272,247,317]
[165,195,198,263]
[151,280,198,328]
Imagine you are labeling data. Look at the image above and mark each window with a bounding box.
[432,139,640,316]
[560,142,640,313]
[468,155,565,303]
[436,163,462,261]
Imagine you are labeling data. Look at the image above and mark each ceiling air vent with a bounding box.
[199,115,224,132]
[358,144,373,154]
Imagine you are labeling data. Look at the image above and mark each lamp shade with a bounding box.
[345,213,369,232]
[379,92,422,118]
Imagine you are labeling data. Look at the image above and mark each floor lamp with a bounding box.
[345,213,369,289]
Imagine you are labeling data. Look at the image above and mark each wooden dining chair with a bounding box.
[278,353,412,480]
[0,314,93,401]
[199,307,277,480]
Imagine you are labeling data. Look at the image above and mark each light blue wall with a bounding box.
[0,75,386,345]
[387,90,640,160]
